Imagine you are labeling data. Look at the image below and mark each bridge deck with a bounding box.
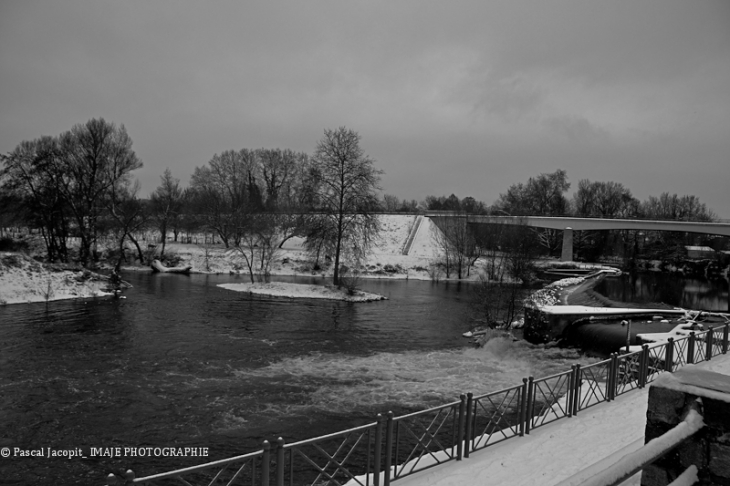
[459,215,730,236]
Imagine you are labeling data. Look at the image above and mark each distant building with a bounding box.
[685,245,716,259]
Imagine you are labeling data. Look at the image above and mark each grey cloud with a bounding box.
[542,116,611,143]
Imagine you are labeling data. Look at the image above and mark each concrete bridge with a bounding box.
[427,213,730,261]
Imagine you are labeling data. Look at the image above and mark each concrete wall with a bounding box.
[642,368,730,485]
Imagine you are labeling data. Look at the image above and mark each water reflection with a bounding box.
[595,273,728,311]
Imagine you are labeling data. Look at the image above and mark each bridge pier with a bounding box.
[561,227,573,262]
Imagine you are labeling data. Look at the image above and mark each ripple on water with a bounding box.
[232,337,597,413]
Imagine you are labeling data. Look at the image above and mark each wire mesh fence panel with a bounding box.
[578,359,611,411]
[469,384,524,452]
[390,402,462,480]
[118,450,267,486]
[615,350,643,397]
[672,337,690,371]
[693,330,708,363]
[711,327,726,356]
[645,343,668,384]
[529,370,574,429]
[279,424,379,486]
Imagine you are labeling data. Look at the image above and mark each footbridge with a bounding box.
[427,213,730,261]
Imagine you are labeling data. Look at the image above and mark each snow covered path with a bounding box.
[394,355,730,486]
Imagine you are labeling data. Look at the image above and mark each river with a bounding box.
[1,271,720,485]
[594,272,729,312]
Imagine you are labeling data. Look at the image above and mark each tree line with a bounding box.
[1,120,382,285]
[423,169,720,266]
[1,119,720,279]
[419,169,716,222]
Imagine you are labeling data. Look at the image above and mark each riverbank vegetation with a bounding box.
[0,252,118,305]
[2,119,726,291]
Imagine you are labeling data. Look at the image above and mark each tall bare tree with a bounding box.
[495,169,570,255]
[431,216,480,279]
[189,149,260,247]
[107,180,149,271]
[1,137,71,262]
[1,119,142,266]
[309,127,382,286]
[56,119,142,265]
[151,167,183,257]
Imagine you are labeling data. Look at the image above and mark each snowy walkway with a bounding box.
[394,355,730,486]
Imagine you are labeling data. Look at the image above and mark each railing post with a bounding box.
[456,394,466,460]
[723,324,729,354]
[688,332,696,364]
[706,327,714,361]
[607,353,617,401]
[374,414,383,486]
[261,441,270,486]
[276,437,285,486]
[519,378,528,437]
[464,392,473,458]
[525,376,534,435]
[384,411,394,486]
[567,365,576,417]
[573,364,582,415]
[639,344,649,388]
[123,470,135,486]
[666,338,674,372]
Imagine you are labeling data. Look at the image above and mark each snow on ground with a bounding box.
[391,354,730,486]
[0,252,114,305]
[157,214,455,282]
[217,282,387,302]
[0,215,457,305]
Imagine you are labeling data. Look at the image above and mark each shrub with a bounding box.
[427,260,445,282]
[0,237,29,252]
[339,270,361,295]
[161,251,184,267]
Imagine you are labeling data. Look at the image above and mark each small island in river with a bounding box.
[217,282,387,302]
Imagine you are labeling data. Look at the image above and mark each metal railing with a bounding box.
[106,321,730,486]
[556,404,705,486]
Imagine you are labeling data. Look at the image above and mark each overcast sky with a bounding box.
[1,1,729,216]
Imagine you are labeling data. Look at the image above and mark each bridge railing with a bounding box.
[106,321,730,486]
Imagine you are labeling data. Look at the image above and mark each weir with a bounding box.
[105,322,730,486]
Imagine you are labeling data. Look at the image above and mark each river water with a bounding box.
[595,273,729,312]
[1,271,719,485]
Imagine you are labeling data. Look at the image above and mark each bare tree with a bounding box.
[1,119,142,266]
[430,215,479,279]
[382,194,400,212]
[227,213,282,283]
[309,127,382,286]
[107,180,149,271]
[495,169,570,256]
[472,218,538,328]
[56,119,143,266]
[150,168,183,257]
[189,149,260,247]
[1,137,71,262]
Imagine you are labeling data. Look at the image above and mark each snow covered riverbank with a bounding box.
[0,253,116,305]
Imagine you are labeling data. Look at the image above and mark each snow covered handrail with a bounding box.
[555,406,704,486]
